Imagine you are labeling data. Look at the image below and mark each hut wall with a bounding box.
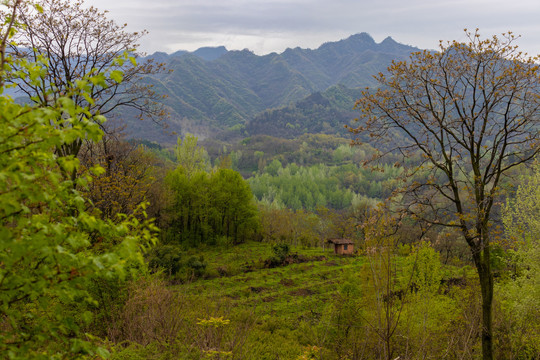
[335,244,355,255]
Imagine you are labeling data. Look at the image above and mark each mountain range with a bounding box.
[125,33,419,143]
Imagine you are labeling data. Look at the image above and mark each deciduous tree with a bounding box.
[174,133,209,177]
[360,209,408,360]
[0,2,157,356]
[350,30,540,359]
[10,0,167,159]
[79,136,159,221]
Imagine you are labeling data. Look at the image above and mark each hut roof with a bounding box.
[327,238,354,245]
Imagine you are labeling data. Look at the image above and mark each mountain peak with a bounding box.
[349,33,376,44]
[193,46,228,61]
[379,36,418,53]
[381,36,397,44]
[147,51,171,63]
[317,32,377,54]
[171,50,188,57]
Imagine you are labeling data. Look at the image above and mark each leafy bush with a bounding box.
[273,243,291,261]
[186,255,208,279]
[147,245,183,276]
[145,246,208,281]
[265,243,291,267]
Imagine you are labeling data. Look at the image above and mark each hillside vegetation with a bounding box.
[120,33,418,142]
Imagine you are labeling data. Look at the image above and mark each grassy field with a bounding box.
[112,242,480,359]
[177,243,364,358]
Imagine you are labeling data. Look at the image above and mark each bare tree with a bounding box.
[349,30,540,360]
[9,0,167,157]
[0,0,23,86]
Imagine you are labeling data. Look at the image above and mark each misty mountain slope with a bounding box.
[128,33,419,140]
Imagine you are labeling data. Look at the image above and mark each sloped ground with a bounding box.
[175,243,363,358]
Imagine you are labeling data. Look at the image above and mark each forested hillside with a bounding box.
[121,33,418,142]
[246,85,362,138]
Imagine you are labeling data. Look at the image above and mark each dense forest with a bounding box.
[1,1,539,360]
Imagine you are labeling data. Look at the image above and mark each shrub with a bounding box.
[186,255,207,279]
[146,245,183,277]
[265,243,291,267]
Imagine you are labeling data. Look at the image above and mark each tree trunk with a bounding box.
[472,240,494,360]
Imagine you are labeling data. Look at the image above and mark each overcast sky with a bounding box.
[84,0,540,56]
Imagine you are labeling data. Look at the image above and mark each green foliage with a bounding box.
[265,243,291,267]
[318,278,365,358]
[147,245,183,276]
[166,147,260,245]
[497,161,540,358]
[246,89,360,138]
[145,245,209,281]
[502,161,540,247]
[406,241,442,293]
[185,255,208,279]
[272,243,291,260]
[265,158,282,176]
[0,22,157,358]
[174,133,209,176]
[203,133,356,176]
[250,160,398,210]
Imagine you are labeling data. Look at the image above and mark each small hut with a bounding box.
[327,238,355,255]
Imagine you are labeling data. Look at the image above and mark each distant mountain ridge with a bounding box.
[130,33,419,142]
[148,46,228,62]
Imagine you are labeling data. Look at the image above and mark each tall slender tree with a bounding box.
[349,30,540,359]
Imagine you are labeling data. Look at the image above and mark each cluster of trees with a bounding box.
[258,204,372,247]
[251,161,356,210]
[249,159,402,210]
[203,133,351,174]
[164,135,260,246]
[246,89,358,138]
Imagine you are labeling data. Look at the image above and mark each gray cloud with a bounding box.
[84,0,540,56]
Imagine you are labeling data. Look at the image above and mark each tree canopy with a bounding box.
[166,137,259,245]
